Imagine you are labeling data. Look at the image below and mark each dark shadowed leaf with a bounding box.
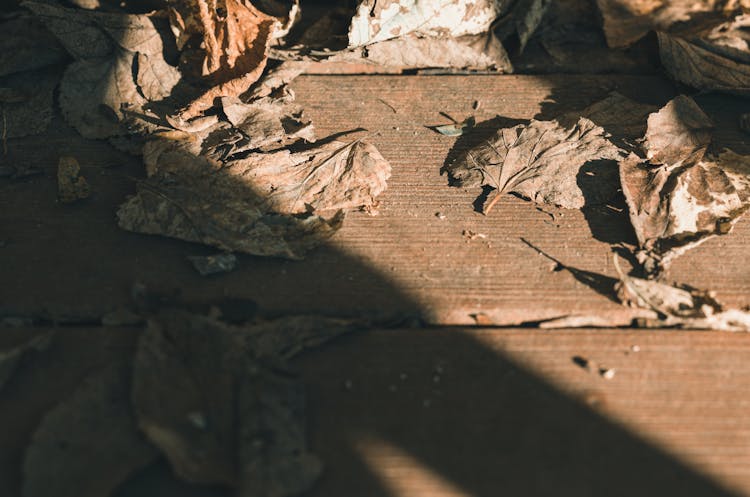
[23,364,158,497]
[132,311,354,494]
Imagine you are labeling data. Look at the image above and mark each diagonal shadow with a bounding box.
[0,5,746,497]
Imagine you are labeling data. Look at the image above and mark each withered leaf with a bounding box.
[348,0,503,46]
[642,94,714,166]
[170,0,295,119]
[446,116,623,211]
[0,14,66,77]
[620,96,750,274]
[118,132,389,258]
[622,149,750,274]
[614,257,750,331]
[333,32,512,72]
[595,0,741,48]
[0,332,52,392]
[25,1,181,139]
[132,310,350,493]
[57,156,91,204]
[23,364,158,497]
[658,20,750,96]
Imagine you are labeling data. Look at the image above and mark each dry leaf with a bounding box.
[619,96,750,274]
[23,364,158,497]
[0,332,52,392]
[169,0,296,119]
[25,1,182,139]
[0,13,66,77]
[614,257,750,331]
[57,156,91,204]
[658,14,750,95]
[595,0,745,48]
[348,0,503,47]
[118,131,389,258]
[445,116,623,211]
[335,32,512,71]
[641,94,714,166]
[132,310,350,493]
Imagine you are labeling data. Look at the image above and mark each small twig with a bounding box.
[377,98,397,114]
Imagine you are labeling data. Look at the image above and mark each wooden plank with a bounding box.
[1,75,749,325]
[1,327,750,496]
[297,328,750,497]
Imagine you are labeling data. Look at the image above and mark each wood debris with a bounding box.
[57,156,91,203]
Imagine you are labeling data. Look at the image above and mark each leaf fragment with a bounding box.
[614,256,750,331]
[0,332,53,392]
[432,116,476,137]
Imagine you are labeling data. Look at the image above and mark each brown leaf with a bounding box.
[23,364,158,497]
[642,94,714,166]
[446,116,623,210]
[0,13,67,77]
[348,0,503,46]
[170,0,293,119]
[614,257,750,331]
[25,1,182,139]
[620,97,750,274]
[57,156,91,204]
[658,18,750,96]
[132,311,347,493]
[595,0,743,48]
[333,32,512,72]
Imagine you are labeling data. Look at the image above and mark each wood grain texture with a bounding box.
[1,75,749,325]
[1,328,750,496]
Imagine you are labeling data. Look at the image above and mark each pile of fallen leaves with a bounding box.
[3,0,750,493]
[446,92,750,331]
[1,309,362,497]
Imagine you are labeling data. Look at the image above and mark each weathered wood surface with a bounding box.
[1,75,749,325]
[1,327,750,496]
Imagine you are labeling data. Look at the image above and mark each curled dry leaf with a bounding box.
[348,0,503,46]
[332,32,513,71]
[118,133,390,259]
[23,364,158,497]
[641,95,714,166]
[658,14,750,95]
[316,0,514,71]
[132,310,352,494]
[57,156,91,204]
[24,0,181,139]
[445,115,622,211]
[170,0,297,119]
[614,257,750,331]
[595,0,745,48]
[619,96,750,274]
